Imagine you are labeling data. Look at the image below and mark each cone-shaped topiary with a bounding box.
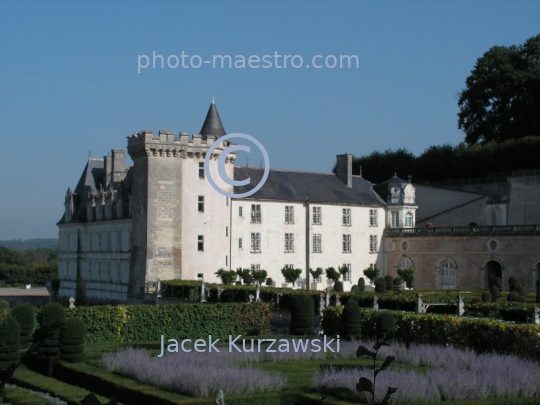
[516,284,526,297]
[384,275,393,291]
[507,291,526,302]
[358,277,365,292]
[266,278,273,286]
[481,292,492,303]
[37,303,66,359]
[470,298,482,305]
[393,277,403,292]
[494,277,502,289]
[290,293,314,335]
[60,317,87,363]
[375,278,386,293]
[0,313,20,369]
[509,276,517,285]
[405,275,414,289]
[488,275,495,289]
[351,285,360,293]
[490,285,501,301]
[333,281,344,292]
[12,303,36,344]
[377,312,396,338]
[341,298,361,340]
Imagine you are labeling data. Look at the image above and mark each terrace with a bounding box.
[384,224,540,238]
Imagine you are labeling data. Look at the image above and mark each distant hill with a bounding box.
[0,238,59,251]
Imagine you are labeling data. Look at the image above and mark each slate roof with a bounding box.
[199,100,226,138]
[233,167,386,205]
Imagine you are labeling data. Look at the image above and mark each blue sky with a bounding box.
[0,0,539,239]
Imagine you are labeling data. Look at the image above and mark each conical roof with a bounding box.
[199,99,226,138]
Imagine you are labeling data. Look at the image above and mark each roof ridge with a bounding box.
[234,166,335,176]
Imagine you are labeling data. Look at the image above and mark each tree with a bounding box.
[338,265,351,282]
[363,267,380,284]
[309,267,323,283]
[458,34,540,145]
[251,269,268,286]
[236,268,251,284]
[215,269,237,285]
[281,266,302,287]
[325,267,341,283]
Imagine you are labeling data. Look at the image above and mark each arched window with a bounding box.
[440,260,456,289]
[405,212,413,228]
[397,258,412,269]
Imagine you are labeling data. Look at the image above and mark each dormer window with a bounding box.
[405,212,413,228]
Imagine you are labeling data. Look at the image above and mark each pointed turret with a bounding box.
[199,98,226,138]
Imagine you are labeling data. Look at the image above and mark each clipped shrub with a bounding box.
[470,298,482,305]
[384,275,393,291]
[491,285,501,301]
[351,285,360,293]
[375,278,386,293]
[507,291,527,303]
[377,312,396,336]
[494,277,502,289]
[215,269,237,285]
[516,285,527,297]
[60,317,87,362]
[333,281,344,293]
[321,307,342,336]
[358,277,366,291]
[235,281,242,285]
[244,274,254,285]
[0,313,20,369]
[393,277,403,292]
[536,279,540,293]
[488,275,495,289]
[12,303,36,344]
[405,275,414,289]
[481,292,492,303]
[290,293,314,335]
[266,278,274,286]
[341,298,361,340]
[509,276,517,285]
[37,302,66,359]
[0,300,9,312]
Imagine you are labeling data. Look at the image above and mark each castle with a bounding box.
[56,101,540,304]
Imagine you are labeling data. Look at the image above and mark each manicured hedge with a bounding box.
[64,302,271,343]
[323,307,540,360]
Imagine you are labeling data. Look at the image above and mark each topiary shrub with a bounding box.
[377,312,396,338]
[494,277,502,289]
[351,285,360,293]
[290,293,314,335]
[60,317,87,363]
[333,281,344,293]
[0,313,20,370]
[536,279,540,293]
[490,285,501,301]
[481,292,492,303]
[341,299,361,340]
[507,291,526,303]
[384,275,393,291]
[244,274,254,285]
[488,275,495,289]
[0,300,9,313]
[516,284,526,297]
[321,308,341,336]
[393,277,403,292]
[405,274,414,289]
[12,303,36,344]
[358,278,365,292]
[509,276,517,285]
[470,298,482,305]
[266,278,273,286]
[37,303,66,360]
[374,278,386,293]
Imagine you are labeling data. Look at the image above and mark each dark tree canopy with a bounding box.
[458,34,540,145]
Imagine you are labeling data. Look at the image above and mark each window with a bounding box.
[65,262,70,278]
[251,204,261,223]
[284,264,294,269]
[88,264,93,280]
[197,235,204,251]
[391,211,399,227]
[226,226,228,237]
[98,234,102,250]
[107,233,112,251]
[342,234,351,253]
[397,258,412,269]
[405,212,413,228]
[313,234,322,253]
[198,196,204,212]
[198,162,205,179]
[369,209,378,227]
[88,234,93,251]
[441,260,456,287]
[225,256,228,266]
[313,207,321,224]
[370,235,378,252]
[342,208,351,226]
[285,233,294,253]
[251,264,261,271]
[313,273,322,283]
[239,238,243,249]
[342,264,351,282]
[197,273,203,280]
[285,206,294,224]
[117,232,122,252]
[239,206,243,217]
[107,263,111,282]
[251,233,261,253]
[66,234,71,251]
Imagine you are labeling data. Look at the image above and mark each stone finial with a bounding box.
[373,296,379,310]
[415,293,423,313]
[68,297,75,309]
[249,294,254,303]
[255,285,260,302]
[335,294,341,307]
[457,295,465,317]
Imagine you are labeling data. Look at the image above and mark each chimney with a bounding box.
[336,154,352,188]
[112,150,126,185]
[104,154,112,188]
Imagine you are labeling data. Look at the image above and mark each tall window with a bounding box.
[342,264,351,281]
[405,212,413,228]
[397,258,412,269]
[440,260,456,287]
[197,235,204,251]
[342,234,351,253]
[239,206,243,217]
[107,233,112,251]
[198,196,204,212]
[369,209,378,227]
[313,207,321,225]
[391,211,399,227]
[198,162,205,179]
[251,233,261,253]
[239,238,243,249]
[88,234,93,251]
[65,262,70,278]
[251,264,261,271]
[342,208,351,226]
[285,206,294,224]
[98,234,102,250]
[66,234,71,251]
[285,233,294,253]
[117,232,122,252]
[313,234,322,253]
[226,226,228,237]
[251,204,261,223]
[369,235,378,252]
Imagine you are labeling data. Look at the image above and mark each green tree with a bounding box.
[458,34,540,145]
[251,269,268,286]
[281,266,302,287]
[215,269,237,285]
[325,267,341,283]
[363,267,380,284]
[309,267,323,283]
[235,268,251,284]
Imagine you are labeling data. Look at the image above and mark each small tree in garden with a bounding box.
[363,267,380,284]
[384,275,393,291]
[325,267,341,284]
[405,275,414,289]
[251,269,268,286]
[0,313,20,370]
[310,267,324,284]
[375,278,386,293]
[494,277,502,290]
[215,269,237,285]
[290,293,314,335]
[393,277,403,292]
[482,292,492,303]
[37,303,66,360]
[338,265,350,282]
[266,278,274,286]
[351,285,360,293]
[282,266,302,287]
[377,312,396,340]
[12,303,36,344]
[341,298,362,340]
[333,281,344,292]
[397,268,414,289]
[59,317,87,363]
[236,268,251,284]
[358,277,366,291]
[491,285,501,301]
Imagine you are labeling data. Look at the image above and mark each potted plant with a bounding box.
[309,267,324,290]
[325,267,341,289]
[363,267,380,287]
[281,266,302,289]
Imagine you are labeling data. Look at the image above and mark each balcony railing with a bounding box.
[384,225,540,238]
